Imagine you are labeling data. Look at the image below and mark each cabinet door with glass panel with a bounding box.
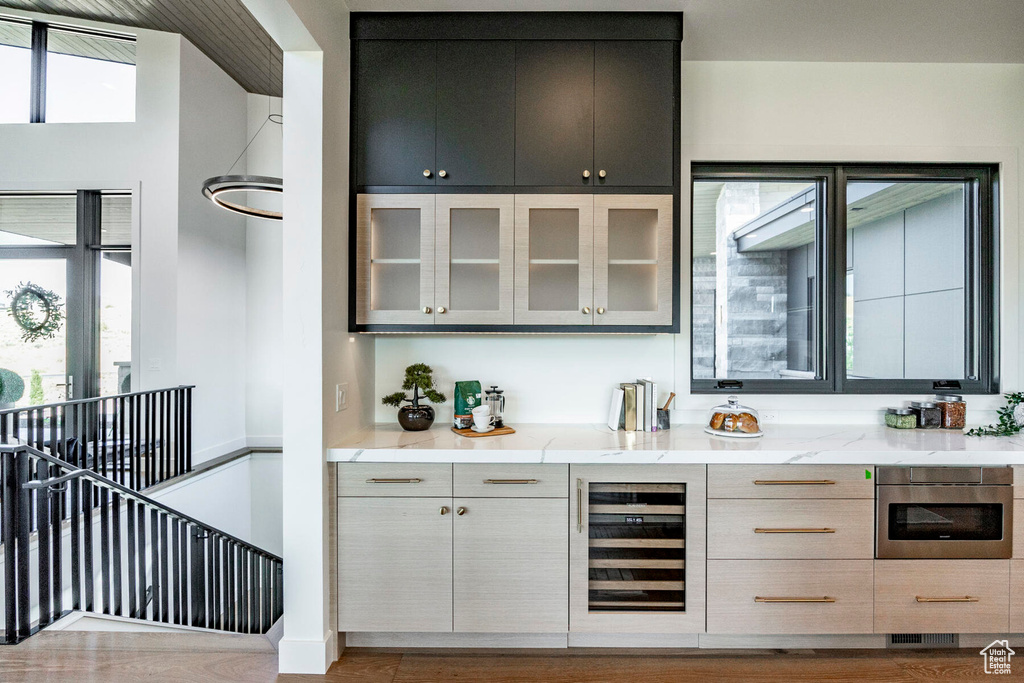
[435,195,514,325]
[594,195,673,326]
[514,195,594,325]
[355,194,435,325]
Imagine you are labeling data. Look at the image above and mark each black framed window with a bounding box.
[0,16,136,124]
[691,163,998,395]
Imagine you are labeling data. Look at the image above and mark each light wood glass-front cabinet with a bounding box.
[356,193,674,330]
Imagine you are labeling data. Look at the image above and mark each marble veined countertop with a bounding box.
[327,423,1024,465]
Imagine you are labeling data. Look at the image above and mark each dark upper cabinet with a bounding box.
[514,41,595,187]
[435,41,516,187]
[594,41,675,187]
[354,40,436,186]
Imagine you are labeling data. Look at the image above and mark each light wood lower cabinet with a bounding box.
[707,560,874,634]
[453,497,568,632]
[707,465,874,500]
[337,497,453,632]
[707,499,874,560]
[874,560,1009,634]
[1012,560,1024,632]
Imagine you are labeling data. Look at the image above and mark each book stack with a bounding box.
[607,379,658,432]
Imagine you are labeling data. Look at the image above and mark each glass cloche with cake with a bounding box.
[705,396,763,438]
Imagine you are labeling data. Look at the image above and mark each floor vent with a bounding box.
[887,633,958,648]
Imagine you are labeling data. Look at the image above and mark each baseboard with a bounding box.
[278,630,337,674]
[247,436,283,449]
[193,437,249,464]
[344,632,569,649]
[699,634,887,649]
[568,633,700,648]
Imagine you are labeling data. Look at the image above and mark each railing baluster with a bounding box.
[190,526,205,628]
[186,387,192,472]
[16,450,32,638]
[118,396,126,487]
[3,451,19,642]
[150,509,160,622]
[100,485,111,615]
[35,459,52,627]
[126,498,137,618]
[136,499,146,619]
[112,491,122,617]
[226,542,235,632]
[159,512,169,623]
[50,462,63,620]
[70,469,81,611]
[83,479,94,613]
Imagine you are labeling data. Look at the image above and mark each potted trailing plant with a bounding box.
[381,363,447,431]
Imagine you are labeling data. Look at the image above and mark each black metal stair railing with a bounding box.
[1,443,283,644]
[0,386,194,492]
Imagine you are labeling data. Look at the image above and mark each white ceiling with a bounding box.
[344,0,1024,64]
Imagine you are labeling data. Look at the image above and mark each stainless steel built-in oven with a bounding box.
[876,466,1013,559]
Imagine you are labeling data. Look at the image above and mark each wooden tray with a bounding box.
[451,425,516,438]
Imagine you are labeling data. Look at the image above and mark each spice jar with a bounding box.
[934,395,967,430]
[885,408,917,430]
[909,401,941,429]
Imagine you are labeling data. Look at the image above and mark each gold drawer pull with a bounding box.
[915,596,979,603]
[755,596,836,603]
[753,480,837,486]
[754,528,836,534]
[484,479,539,485]
[365,478,422,484]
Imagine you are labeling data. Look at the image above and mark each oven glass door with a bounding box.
[888,503,1003,541]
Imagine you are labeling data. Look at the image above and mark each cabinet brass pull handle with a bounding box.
[598,170,607,179]
[582,307,591,315]
[423,306,432,314]
[438,170,447,178]
[456,507,467,516]
[576,478,583,533]
[439,506,449,515]
[484,479,539,485]
[582,170,591,179]
[596,307,605,314]
[915,596,979,603]
[753,480,837,486]
[365,478,422,484]
[423,169,432,178]
[755,596,836,603]
[437,306,446,314]
[754,528,836,534]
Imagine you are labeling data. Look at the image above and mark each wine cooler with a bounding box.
[588,483,685,611]
[570,464,706,633]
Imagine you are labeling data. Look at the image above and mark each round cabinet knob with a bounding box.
[582,306,591,315]
[456,507,467,516]
[598,170,607,179]
[437,306,447,314]
[597,307,605,314]
[438,170,447,178]
[582,170,591,179]
[423,306,432,314]
[439,506,449,515]
[423,169,432,178]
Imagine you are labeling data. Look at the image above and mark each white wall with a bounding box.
[245,94,285,446]
[374,61,1024,428]
[176,40,250,461]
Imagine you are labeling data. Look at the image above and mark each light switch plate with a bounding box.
[336,383,349,412]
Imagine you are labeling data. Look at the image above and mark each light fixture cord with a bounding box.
[224,37,281,176]
[225,115,273,176]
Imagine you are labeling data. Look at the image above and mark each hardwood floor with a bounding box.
[0,633,1004,682]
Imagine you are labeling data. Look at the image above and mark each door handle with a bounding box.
[484,479,539,485]
[576,478,583,533]
[365,478,422,484]
[915,596,979,603]
[755,596,836,603]
[754,528,836,534]
[753,480,837,486]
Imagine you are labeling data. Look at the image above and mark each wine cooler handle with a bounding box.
[576,478,583,533]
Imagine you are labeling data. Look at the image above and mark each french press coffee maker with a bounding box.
[484,386,506,428]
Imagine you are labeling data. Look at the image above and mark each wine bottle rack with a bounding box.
[587,482,685,612]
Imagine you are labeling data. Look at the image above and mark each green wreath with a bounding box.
[6,282,64,343]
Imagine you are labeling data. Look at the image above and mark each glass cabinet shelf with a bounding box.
[587,482,685,612]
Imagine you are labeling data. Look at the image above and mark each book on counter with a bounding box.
[611,380,658,432]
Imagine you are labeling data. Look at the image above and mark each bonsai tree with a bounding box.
[382,363,447,409]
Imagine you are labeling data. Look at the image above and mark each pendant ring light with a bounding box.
[202,174,283,220]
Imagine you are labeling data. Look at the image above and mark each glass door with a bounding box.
[0,256,69,407]
[434,195,514,325]
[513,195,593,325]
[594,195,673,326]
[355,194,435,325]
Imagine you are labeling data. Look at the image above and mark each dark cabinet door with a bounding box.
[594,41,675,187]
[515,41,594,187]
[354,40,436,187]
[436,41,516,187]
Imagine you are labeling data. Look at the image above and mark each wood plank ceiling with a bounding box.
[0,0,282,96]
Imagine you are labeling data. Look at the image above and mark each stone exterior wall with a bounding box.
[692,256,717,379]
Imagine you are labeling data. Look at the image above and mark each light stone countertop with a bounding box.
[327,423,1024,465]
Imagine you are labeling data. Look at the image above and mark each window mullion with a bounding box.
[29,22,47,123]
[832,166,847,394]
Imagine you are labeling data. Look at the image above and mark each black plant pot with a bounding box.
[398,404,435,431]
